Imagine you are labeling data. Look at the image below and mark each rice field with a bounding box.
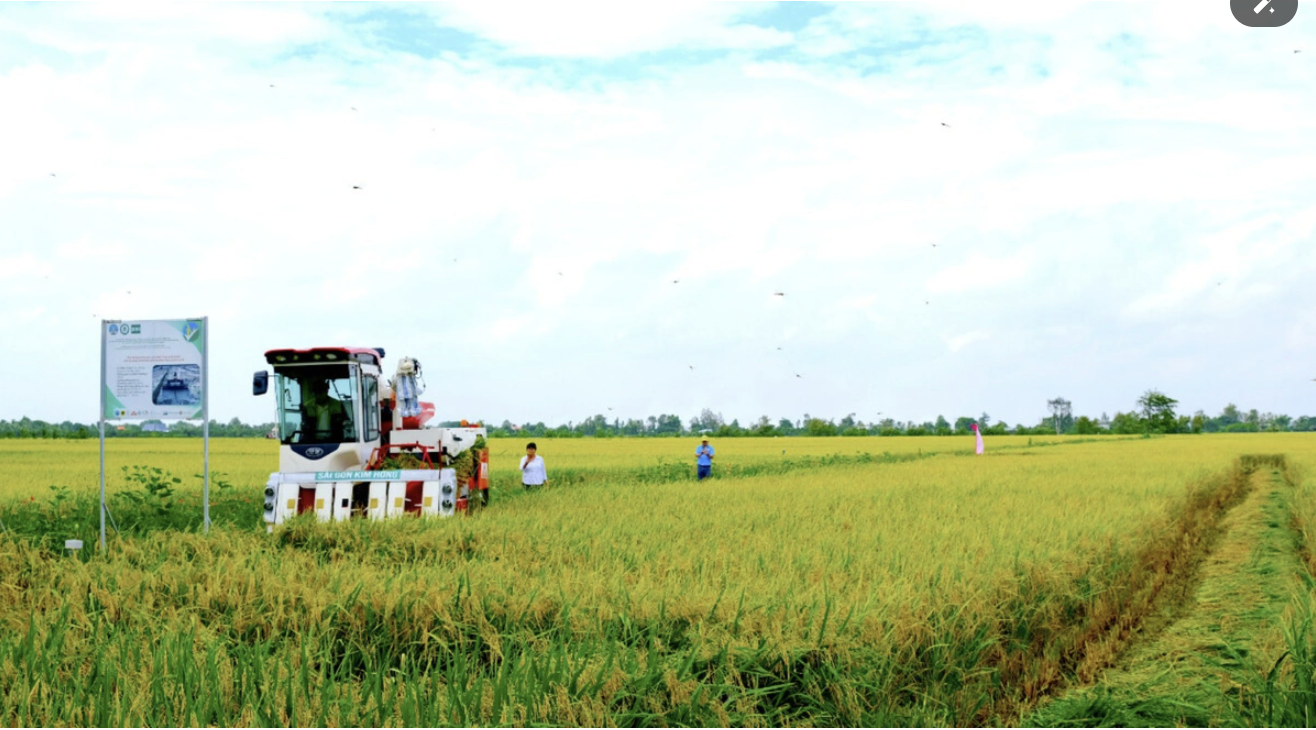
[1,434,1314,726]
[0,433,1121,498]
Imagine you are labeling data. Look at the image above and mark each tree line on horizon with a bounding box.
[3,391,1312,440]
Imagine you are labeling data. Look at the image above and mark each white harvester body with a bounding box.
[253,347,488,529]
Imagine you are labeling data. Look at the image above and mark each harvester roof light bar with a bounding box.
[264,348,382,366]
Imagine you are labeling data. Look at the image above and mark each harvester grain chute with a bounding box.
[252,347,489,530]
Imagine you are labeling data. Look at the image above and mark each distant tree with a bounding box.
[1111,411,1145,435]
[1267,413,1291,432]
[1218,403,1242,427]
[1137,390,1180,433]
[805,418,838,437]
[953,416,976,434]
[652,414,683,435]
[1047,398,1073,435]
[689,408,725,433]
[1074,416,1101,435]
[979,412,991,429]
[1190,411,1205,434]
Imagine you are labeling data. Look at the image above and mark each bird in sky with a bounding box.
[931,243,937,248]
[773,292,785,297]
[557,271,564,276]
[351,106,357,111]
[1297,49,1302,53]
[607,407,614,411]
[941,122,951,128]
[776,347,783,351]
[673,279,680,284]
[352,185,361,190]
[49,173,56,177]
[925,300,930,305]
[688,365,694,371]
[269,84,275,88]
[795,373,802,378]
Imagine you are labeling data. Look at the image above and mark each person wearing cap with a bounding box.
[695,437,715,480]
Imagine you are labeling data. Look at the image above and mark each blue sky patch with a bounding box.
[746,2,836,33]
[336,6,485,59]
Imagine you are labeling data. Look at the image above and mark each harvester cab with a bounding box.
[253,347,488,530]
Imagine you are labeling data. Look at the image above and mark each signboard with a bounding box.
[99,316,210,549]
[102,319,205,421]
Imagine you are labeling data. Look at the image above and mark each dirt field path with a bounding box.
[1027,466,1304,727]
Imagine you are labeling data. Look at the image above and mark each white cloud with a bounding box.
[1125,206,1316,319]
[946,331,991,353]
[926,252,1032,295]
[0,254,55,281]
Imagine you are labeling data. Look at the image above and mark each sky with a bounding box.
[1,1,1314,429]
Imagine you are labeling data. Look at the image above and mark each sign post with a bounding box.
[99,330,107,550]
[99,318,209,550]
[203,320,210,533]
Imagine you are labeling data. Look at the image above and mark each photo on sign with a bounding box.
[151,364,201,406]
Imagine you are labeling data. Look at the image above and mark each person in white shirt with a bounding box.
[519,442,548,489]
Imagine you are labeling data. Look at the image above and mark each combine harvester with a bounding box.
[253,347,488,530]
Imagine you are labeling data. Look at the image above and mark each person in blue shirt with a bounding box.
[695,437,715,480]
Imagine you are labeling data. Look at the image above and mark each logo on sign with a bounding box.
[183,321,201,341]
[108,324,119,335]
[305,447,325,458]
[130,324,141,334]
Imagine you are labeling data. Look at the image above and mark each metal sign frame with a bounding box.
[99,317,210,551]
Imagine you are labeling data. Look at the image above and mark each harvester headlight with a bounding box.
[441,485,453,495]
[264,487,276,497]
[264,499,275,512]
[441,500,453,509]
